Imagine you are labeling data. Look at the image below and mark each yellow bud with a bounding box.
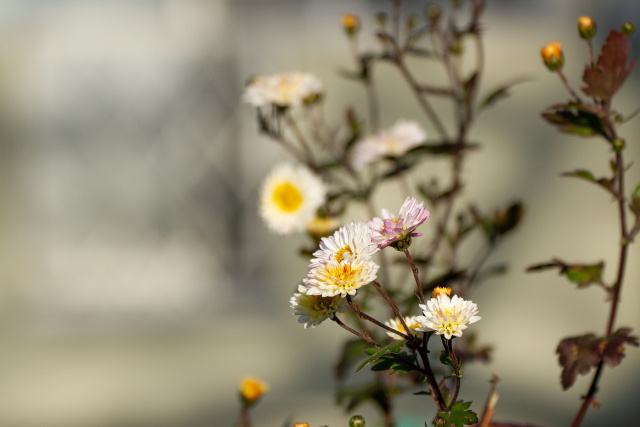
[341,13,360,36]
[432,286,452,298]
[239,376,269,404]
[540,41,564,72]
[294,424,310,427]
[578,16,596,39]
[306,216,340,238]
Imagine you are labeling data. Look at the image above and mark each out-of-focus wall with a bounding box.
[0,1,638,426]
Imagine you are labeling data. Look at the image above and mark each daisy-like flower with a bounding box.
[414,293,481,340]
[385,316,423,340]
[290,285,348,328]
[309,221,379,269]
[259,163,327,235]
[367,196,430,249]
[304,257,379,298]
[243,72,324,108]
[351,120,426,170]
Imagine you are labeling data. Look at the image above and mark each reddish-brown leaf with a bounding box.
[582,30,636,103]
[601,327,639,367]
[556,334,602,390]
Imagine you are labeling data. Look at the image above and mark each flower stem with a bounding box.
[404,249,425,304]
[346,295,412,340]
[371,280,413,338]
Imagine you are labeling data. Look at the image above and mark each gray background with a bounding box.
[0,1,639,426]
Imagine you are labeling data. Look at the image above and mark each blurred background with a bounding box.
[0,0,639,426]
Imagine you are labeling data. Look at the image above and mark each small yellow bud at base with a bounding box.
[578,16,596,39]
[540,41,564,72]
[341,14,360,36]
[239,376,269,405]
[432,286,452,298]
[294,424,310,427]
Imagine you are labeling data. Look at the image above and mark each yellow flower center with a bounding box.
[273,182,303,212]
[335,245,353,263]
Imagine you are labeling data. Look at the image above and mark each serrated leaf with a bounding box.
[562,169,615,194]
[438,401,478,427]
[371,352,417,374]
[601,327,639,367]
[582,30,636,104]
[355,341,404,372]
[541,102,608,137]
[556,333,601,389]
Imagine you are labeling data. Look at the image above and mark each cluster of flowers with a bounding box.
[289,196,480,340]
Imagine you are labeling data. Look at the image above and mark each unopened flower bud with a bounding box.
[294,424,310,427]
[341,14,360,36]
[432,286,452,298]
[613,138,625,152]
[376,12,388,27]
[406,14,418,32]
[578,16,596,39]
[425,5,441,26]
[540,41,564,72]
[349,415,366,427]
[239,376,269,405]
[621,22,635,36]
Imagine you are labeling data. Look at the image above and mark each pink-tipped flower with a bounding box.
[367,197,430,249]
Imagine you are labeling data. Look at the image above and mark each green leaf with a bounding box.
[478,78,529,112]
[355,341,405,372]
[582,30,636,104]
[562,169,615,194]
[335,339,370,380]
[437,401,478,427]
[439,350,454,369]
[630,184,640,215]
[371,352,417,374]
[541,102,608,137]
[526,258,604,289]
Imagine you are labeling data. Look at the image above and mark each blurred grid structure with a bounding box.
[0,1,639,427]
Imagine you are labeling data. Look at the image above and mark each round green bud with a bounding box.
[621,22,635,36]
[349,415,365,427]
[613,138,626,152]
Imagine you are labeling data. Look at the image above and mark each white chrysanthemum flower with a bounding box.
[290,285,348,328]
[385,316,423,340]
[351,120,426,170]
[259,163,326,235]
[309,221,379,269]
[415,294,481,340]
[368,196,431,248]
[243,72,324,108]
[304,257,379,298]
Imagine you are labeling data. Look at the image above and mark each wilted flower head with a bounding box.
[309,221,379,269]
[243,72,324,108]
[290,285,348,328]
[385,316,422,340]
[259,163,326,235]
[351,120,426,170]
[239,376,269,404]
[415,294,480,340]
[540,41,564,71]
[367,196,431,249]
